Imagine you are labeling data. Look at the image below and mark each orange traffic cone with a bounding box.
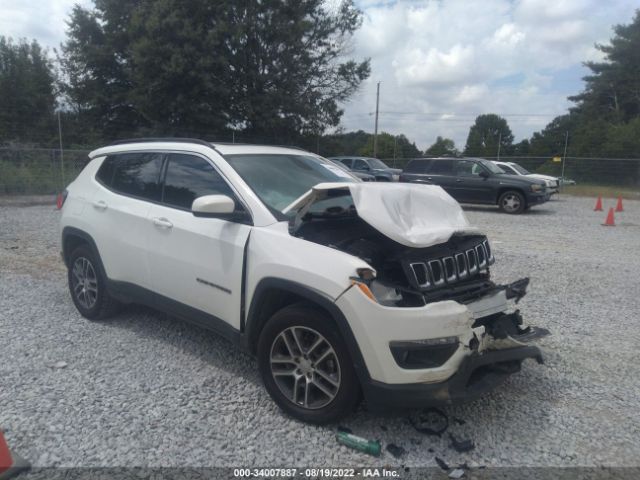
[594,196,603,211]
[615,196,624,212]
[602,208,615,227]
[0,431,29,480]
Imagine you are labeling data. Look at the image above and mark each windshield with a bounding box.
[225,153,355,212]
[478,159,505,174]
[366,158,390,169]
[511,163,531,175]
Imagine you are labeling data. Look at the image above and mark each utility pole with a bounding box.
[496,132,502,161]
[393,135,398,167]
[57,111,65,187]
[561,131,569,192]
[373,81,380,158]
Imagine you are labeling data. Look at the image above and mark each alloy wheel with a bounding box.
[71,257,98,309]
[270,326,341,409]
[501,193,521,213]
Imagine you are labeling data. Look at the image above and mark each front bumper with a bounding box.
[526,191,549,205]
[362,345,543,410]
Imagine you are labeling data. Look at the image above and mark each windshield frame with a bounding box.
[511,163,531,175]
[223,152,356,218]
[366,158,390,169]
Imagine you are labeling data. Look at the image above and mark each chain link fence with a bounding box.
[1,146,639,195]
[0,147,91,195]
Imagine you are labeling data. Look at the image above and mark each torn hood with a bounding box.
[283,182,481,248]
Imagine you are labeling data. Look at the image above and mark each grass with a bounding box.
[561,184,640,199]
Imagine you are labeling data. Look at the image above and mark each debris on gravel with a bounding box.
[2,196,640,468]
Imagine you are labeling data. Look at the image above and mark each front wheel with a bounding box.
[498,190,526,214]
[257,304,360,424]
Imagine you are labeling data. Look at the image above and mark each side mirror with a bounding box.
[479,170,490,179]
[192,195,252,224]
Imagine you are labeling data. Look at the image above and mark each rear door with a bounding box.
[145,152,252,329]
[91,152,163,289]
[424,159,458,198]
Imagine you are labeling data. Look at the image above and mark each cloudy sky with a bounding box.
[0,0,637,149]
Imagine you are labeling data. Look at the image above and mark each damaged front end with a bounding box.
[285,182,549,407]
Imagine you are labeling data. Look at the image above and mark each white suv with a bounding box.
[59,139,547,424]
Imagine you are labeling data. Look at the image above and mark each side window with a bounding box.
[427,159,455,175]
[353,159,369,170]
[405,160,431,173]
[110,152,163,201]
[339,158,353,168]
[162,153,235,210]
[457,160,483,176]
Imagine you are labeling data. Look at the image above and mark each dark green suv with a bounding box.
[400,157,548,214]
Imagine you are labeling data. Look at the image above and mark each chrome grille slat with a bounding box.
[428,259,446,287]
[475,244,487,269]
[443,256,457,283]
[466,249,478,275]
[455,253,468,279]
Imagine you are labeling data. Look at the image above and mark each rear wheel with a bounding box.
[498,190,526,214]
[257,304,360,424]
[67,245,120,320]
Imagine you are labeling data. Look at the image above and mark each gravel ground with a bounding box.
[1,195,639,472]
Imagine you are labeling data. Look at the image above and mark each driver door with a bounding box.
[145,152,251,330]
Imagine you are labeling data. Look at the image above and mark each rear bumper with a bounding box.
[361,345,543,410]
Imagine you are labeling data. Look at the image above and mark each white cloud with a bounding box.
[0,0,93,49]
[341,0,639,150]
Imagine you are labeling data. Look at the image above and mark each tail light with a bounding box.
[56,190,68,210]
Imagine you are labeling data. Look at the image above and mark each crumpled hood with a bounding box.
[284,182,481,248]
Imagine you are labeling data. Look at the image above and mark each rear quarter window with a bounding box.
[98,152,164,201]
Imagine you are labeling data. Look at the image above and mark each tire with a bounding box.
[67,244,120,320]
[257,304,360,424]
[498,190,526,214]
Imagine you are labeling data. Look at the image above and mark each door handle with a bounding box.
[152,217,173,229]
[456,179,463,182]
[92,200,108,210]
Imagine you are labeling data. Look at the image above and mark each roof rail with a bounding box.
[108,137,212,147]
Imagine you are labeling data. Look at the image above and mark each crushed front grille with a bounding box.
[403,239,494,291]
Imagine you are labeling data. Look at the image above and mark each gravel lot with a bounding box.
[1,195,639,472]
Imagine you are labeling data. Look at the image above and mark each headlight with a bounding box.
[530,183,543,192]
[392,174,400,182]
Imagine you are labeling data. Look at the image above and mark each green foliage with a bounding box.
[424,136,457,156]
[358,132,421,158]
[570,10,640,123]
[0,37,56,145]
[463,114,514,157]
[60,0,370,142]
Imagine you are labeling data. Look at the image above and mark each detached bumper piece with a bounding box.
[362,346,543,411]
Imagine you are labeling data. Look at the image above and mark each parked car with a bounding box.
[329,158,376,181]
[400,157,548,214]
[493,161,559,194]
[59,139,546,424]
[329,156,401,181]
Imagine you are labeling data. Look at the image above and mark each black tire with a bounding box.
[67,244,120,320]
[498,190,526,214]
[257,304,360,424]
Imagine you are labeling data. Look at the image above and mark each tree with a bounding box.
[463,114,514,157]
[359,132,421,159]
[570,10,640,123]
[424,136,457,156]
[0,37,56,144]
[60,0,370,141]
